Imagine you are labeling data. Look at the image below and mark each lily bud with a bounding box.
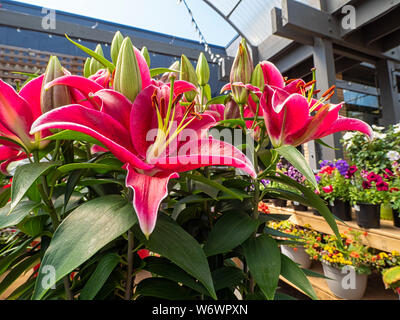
[40,56,71,114]
[224,96,240,120]
[230,38,253,105]
[83,57,91,78]
[250,63,265,103]
[113,37,142,102]
[196,52,209,86]
[141,46,151,67]
[180,54,198,102]
[111,31,124,65]
[159,60,179,83]
[89,44,105,75]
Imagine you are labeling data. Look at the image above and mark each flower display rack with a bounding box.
[270,205,400,300]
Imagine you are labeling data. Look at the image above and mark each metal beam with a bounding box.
[312,37,343,163]
[341,0,400,37]
[336,79,379,96]
[276,0,400,63]
[0,9,224,62]
[320,0,356,14]
[335,56,360,74]
[363,7,400,45]
[274,44,313,74]
[377,59,400,125]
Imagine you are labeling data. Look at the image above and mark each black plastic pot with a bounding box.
[271,199,287,207]
[356,203,380,229]
[393,210,400,228]
[331,200,352,221]
[292,201,308,211]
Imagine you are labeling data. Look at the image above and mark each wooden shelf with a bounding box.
[281,262,398,300]
[268,205,400,252]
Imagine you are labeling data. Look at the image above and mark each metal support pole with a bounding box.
[308,37,343,168]
[377,59,400,126]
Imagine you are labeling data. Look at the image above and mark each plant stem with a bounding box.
[124,229,134,300]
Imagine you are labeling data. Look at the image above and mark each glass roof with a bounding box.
[203,0,321,47]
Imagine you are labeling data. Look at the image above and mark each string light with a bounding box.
[178,0,224,65]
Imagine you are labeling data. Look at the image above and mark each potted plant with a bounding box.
[382,266,400,299]
[268,220,317,269]
[316,160,354,221]
[349,170,390,229]
[317,231,371,300]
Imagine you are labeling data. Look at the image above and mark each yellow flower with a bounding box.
[392,251,399,256]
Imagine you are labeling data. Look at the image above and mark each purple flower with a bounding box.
[334,159,350,176]
[320,160,334,169]
[315,175,321,184]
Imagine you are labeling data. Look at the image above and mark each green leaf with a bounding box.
[65,34,115,72]
[242,235,281,300]
[44,130,106,148]
[10,162,58,213]
[266,174,342,249]
[0,253,40,296]
[0,188,11,208]
[32,195,137,300]
[137,213,217,300]
[150,67,180,77]
[0,202,39,229]
[280,254,317,300]
[315,139,339,150]
[218,119,247,128]
[206,94,228,106]
[203,211,259,257]
[57,163,124,174]
[275,145,318,189]
[184,174,243,201]
[79,253,120,300]
[136,278,196,300]
[212,267,245,291]
[264,226,300,239]
[143,257,208,295]
[64,170,84,214]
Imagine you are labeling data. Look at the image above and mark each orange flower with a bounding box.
[350,251,360,258]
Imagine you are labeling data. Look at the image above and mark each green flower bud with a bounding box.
[83,57,91,78]
[230,38,253,105]
[89,44,105,75]
[111,31,124,65]
[250,63,265,103]
[180,54,198,102]
[113,37,142,102]
[196,52,210,86]
[40,56,71,114]
[141,46,151,67]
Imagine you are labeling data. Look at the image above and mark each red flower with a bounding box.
[362,180,372,190]
[390,187,399,193]
[322,185,333,193]
[367,172,382,183]
[376,181,389,191]
[320,166,334,175]
[137,249,150,259]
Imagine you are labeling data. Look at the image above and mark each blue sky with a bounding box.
[11,0,237,46]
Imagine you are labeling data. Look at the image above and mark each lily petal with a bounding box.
[125,163,179,237]
[45,75,104,98]
[151,138,256,179]
[94,89,133,130]
[30,105,153,171]
[0,80,34,147]
[260,61,285,88]
[19,75,44,120]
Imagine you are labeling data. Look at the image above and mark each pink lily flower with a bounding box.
[235,62,372,147]
[30,80,256,237]
[0,76,51,153]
